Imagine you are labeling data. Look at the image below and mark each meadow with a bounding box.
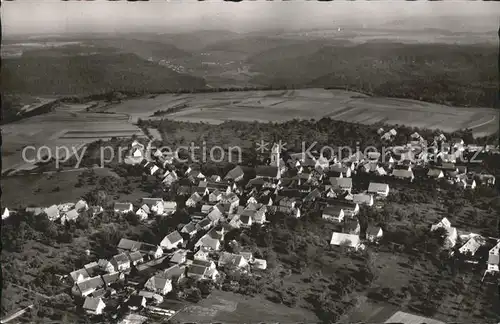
[106,88,498,136]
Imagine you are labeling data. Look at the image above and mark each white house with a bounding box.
[366,226,383,242]
[2,207,11,220]
[135,205,150,221]
[330,232,362,250]
[488,241,500,266]
[427,169,444,179]
[160,231,183,250]
[322,206,344,223]
[367,182,390,197]
[114,202,133,214]
[83,297,106,315]
[163,201,177,215]
[144,276,172,296]
[431,217,458,248]
[352,193,374,206]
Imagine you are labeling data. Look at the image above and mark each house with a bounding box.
[128,295,147,311]
[207,207,224,224]
[98,259,115,273]
[459,236,485,256]
[239,213,253,228]
[196,217,213,231]
[330,232,362,250]
[366,226,383,242]
[392,169,414,182]
[329,177,353,192]
[61,209,80,224]
[352,193,374,206]
[488,241,500,266]
[83,297,106,315]
[128,251,144,266]
[220,193,240,214]
[194,250,209,261]
[141,243,164,259]
[187,263,208,279]
[75,199,89,212]
[118,238,142,253]
[144,276,172,295]
[162,171,179,186]
[181,222,198,237]
[367,183,390,197]
[111,253,131,272]
[142,198,164,215]
[252,258,267,270]
[427,168,444,179]
[329,165,351,178]
[160,231,184,250]
[224,165,246,182]
[2,207,11,220]
[102,271,124,287]
[194,234,221,251]
[431,218,458,248]
[218,252,249,268]
[90,206,104,218]
[209,189,223,202]
[322,206,344,223]
[135,205,150,221]
[465,179,476,189]
[162,201,177,215]
[44,205,61,221]
[170,249,188,264]
[377,127,385,135]
[344,219,360,235]
[186,192,203,207]
[158,264,186,285]
[114,202,133,214]
[477,174,496,186]
[72,276,104,297]
[70,268,90,283]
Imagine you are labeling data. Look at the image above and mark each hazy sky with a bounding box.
[2,1,499,36]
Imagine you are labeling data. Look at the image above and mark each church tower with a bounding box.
[270,142,282,179]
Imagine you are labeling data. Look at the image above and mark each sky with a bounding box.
[2,1,499,36]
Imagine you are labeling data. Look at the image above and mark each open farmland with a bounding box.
[1,109,145,175]
[106,88,498,136]
[174,290,319,323]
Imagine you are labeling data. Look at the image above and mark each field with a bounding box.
[1,105,146,175]
[174,290,319,323]
[105,88,498,135]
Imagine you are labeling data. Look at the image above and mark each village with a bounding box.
[1,126,499,324]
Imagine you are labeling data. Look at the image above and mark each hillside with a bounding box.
[2,53,207,96]
[246,42,498,108]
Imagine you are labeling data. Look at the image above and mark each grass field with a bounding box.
[1,109,145,174]
[174,290,319,323]
[106,89,498,136]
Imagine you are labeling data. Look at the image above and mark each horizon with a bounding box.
[3,1,499,36]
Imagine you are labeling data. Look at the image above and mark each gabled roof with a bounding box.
[329,177,352,189]
[145,276,171,290]
[159,264,186,280]
[164,231,183,245]
[330,232,360,247]
[368,182,389,193]
[102,272,123,286]
[83,297,104,311]
[366,226,382,236]
[225,165,245,180]
[118,238,142,252]
[70,268,89,282]
[427,168,444,177]
[218,252,247,267]
[112,253,130,265]
[392,169,414,178]
[128,251,144,263]
[114,202,132,211]
[352,193,373,205]
[77,276,104,294]
[188,264,208,276]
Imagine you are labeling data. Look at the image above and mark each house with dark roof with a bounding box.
[160,231,184,250]
[224,165,246,182]
[322,205,344,223]
[111,253,131,272]
[102,271,125,287]
[72,276,104,297]
[83,297,106,315]
[144,276,172,296]
[366,226,383,242]
[367,182,390,197]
